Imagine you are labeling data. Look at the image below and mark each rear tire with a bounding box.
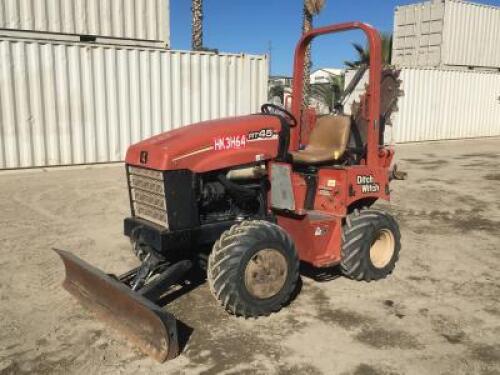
[341,209,401,281]
[207,220,299,317]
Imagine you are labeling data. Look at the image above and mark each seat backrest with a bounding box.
[307,115,351,159]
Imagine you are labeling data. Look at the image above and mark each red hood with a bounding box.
[125,115,282,172]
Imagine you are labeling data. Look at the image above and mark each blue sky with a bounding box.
[170,0,500,75]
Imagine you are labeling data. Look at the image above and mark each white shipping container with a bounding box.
[345,67,500,143]
[392,0,500,70]
[393,68,500,142]
[0,38,268,169]
[0,0,170,47]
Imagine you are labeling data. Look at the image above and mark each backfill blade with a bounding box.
[53,248,178,362]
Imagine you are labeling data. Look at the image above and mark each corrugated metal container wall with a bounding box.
[392,0,445,68]
[0,0,170,46]
[344,68,500,143]
[0,39,268,169]
[442,0,500,68]
[392,0,500,70]
[393,68,500,142]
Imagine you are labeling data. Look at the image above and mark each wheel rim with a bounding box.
[369,229,395,268]
[244,248,288,299]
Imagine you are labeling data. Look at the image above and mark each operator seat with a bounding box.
[290,114,351,165]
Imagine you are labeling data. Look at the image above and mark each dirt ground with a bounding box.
[0,138,499,375]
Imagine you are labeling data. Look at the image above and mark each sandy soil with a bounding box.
[0,138,499,375]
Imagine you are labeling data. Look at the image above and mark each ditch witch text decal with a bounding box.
[357,175,380,193]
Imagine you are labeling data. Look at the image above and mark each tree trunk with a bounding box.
[192,0,203,50]
[302,4,313,108]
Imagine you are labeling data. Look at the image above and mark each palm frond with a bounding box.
[344,32,393,68]
[344,60,361,68]
[305,0,326,15]
[310,74,344,112]
[380,32,393,65]
[352,43,366,56]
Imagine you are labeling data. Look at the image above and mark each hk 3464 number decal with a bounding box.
[357,175,380,193]
[213,135,246,151]
[214,128,278,151]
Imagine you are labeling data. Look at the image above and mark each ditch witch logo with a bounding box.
[140,151,148,164]
[357,175,380,193]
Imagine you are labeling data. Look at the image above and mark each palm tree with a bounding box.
[268,84,285,102]
[311,74,345,113]
[344,32,393,68]
[302,0,326,108]
[192,0,203,50]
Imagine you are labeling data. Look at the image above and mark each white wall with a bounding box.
[0,39,268,169]
[0,0,170,47]
[393,68,500,142]
[393,0,500,70]
[345,67,500,143]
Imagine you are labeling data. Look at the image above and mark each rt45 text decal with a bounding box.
[214,135,247,151]
[248,128,277,141]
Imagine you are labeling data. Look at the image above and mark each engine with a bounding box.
[198,165,268,223]
[127,164,268,231]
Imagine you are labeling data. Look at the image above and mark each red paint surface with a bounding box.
[124,22,393,269]
[278,213,342,267]
[299,107,317,146]
[277,158,391,267]
[125,115,281,172]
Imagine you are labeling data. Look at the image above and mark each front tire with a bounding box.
[341,209,401,281]
[207,220,299,317]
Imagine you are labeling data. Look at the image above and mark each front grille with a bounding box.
[128,166,168,228]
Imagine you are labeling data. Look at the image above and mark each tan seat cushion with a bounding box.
[290,115,351,165]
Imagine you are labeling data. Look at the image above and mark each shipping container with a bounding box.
[392,0,500,70]
[393,68,500,142]
[0,38,268,169]
[344,68,500,143]
[0,0,170,47]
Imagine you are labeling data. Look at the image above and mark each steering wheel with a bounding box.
[261,103,297,127]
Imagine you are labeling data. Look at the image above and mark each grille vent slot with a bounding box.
[128,166,168,228]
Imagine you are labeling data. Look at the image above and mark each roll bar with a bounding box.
[290,22,382,167]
